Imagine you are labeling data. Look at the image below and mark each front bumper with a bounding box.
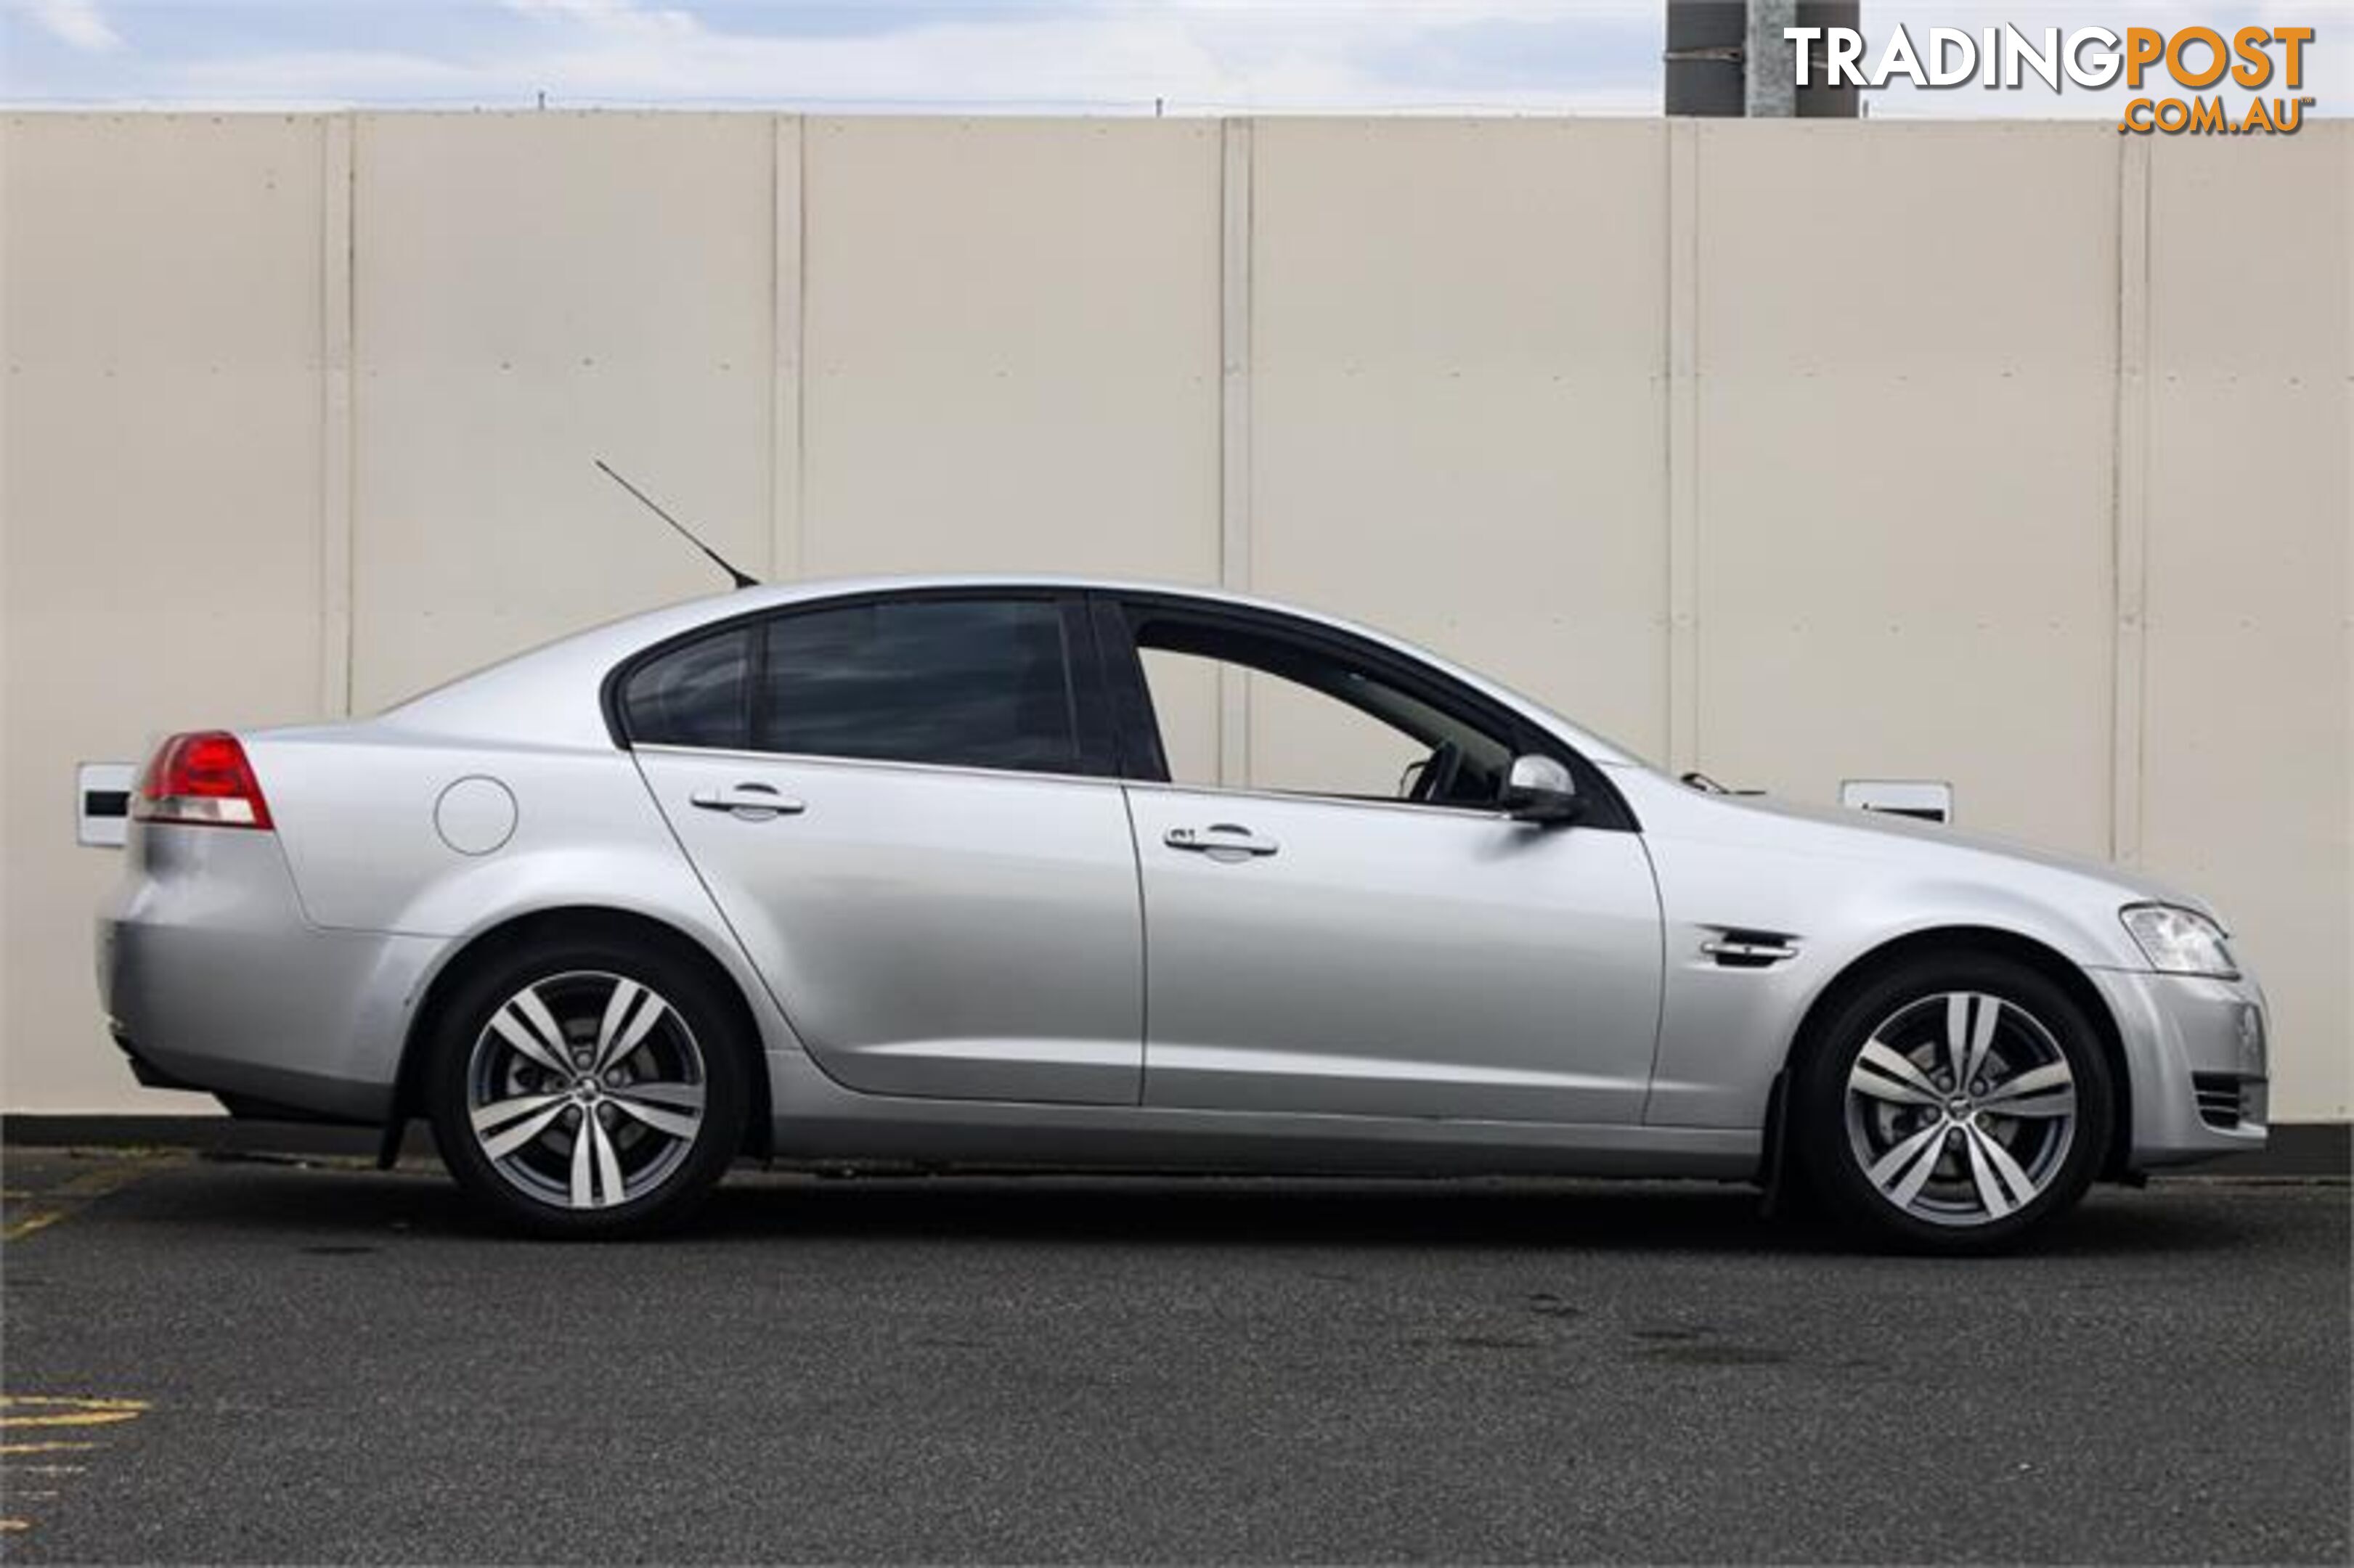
[97,825,441,1124]
[2089,966,2272,1169]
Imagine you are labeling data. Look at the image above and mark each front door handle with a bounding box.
[690,783,805,819]
[1164,822,1279,860]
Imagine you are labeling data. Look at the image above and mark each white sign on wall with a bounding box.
[1841,778,1953,825]
[76,761,134,848]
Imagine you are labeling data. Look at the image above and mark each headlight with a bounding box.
[2121,904,2239,978]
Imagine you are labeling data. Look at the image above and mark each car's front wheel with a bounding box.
[426,936,749,1238]
[1795,954,2114,1252]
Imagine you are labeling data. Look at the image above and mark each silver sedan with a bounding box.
[98,578,2269,1248]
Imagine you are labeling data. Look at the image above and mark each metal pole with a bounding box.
[1746,0,1799,116]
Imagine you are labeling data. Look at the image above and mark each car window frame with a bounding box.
[603,587,1121,783]
[1089,589,1637,831]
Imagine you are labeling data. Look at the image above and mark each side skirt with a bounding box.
[762,1051,1762,1180]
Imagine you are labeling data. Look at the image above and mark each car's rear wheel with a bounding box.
[425,937,749,1238]
[1795,954,2114,1252]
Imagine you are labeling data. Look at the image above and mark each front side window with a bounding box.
[759,598,1080,774]
[1131,616,1515,809]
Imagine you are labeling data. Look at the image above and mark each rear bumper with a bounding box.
[2090,966,2273,1169]
[97,825,441,1124]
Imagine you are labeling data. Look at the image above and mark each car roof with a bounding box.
[370,573,1642,767]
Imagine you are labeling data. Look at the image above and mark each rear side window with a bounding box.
[760,599,1078,774]
[621,626,750,749]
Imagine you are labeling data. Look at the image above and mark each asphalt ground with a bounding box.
[1,1150,2346,1565]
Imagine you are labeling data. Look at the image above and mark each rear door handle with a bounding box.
[690,783,805,818]
[1164,823,1279,859]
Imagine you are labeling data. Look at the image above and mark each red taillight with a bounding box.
[134,731,274,830]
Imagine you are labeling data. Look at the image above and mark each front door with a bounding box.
[624,593,1143,1106]
[1103,598,1663,1124]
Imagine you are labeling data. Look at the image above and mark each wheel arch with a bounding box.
[1764,925,2133,1195]
[386,905,774,1161]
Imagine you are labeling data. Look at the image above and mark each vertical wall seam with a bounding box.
[764,115,778,580]
[1217,116,1254,788]
[768,115,803,583]
[2111,134,2152,867]
[318,113,356,719]
[1665,119,1701,775]
[794,116,811,577]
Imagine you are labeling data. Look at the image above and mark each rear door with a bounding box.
[627,592,1144,1106]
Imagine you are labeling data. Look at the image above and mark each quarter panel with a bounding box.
[240,726,808,1065]
[250,730,702,936]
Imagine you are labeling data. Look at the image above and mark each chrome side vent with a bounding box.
[1701,928,1800,969]
[2191,1073,2245,1130]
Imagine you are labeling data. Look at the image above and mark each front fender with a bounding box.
[1643,838,2143,1130]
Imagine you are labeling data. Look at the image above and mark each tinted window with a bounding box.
[760,600,1078,773]
[622,627,750,749]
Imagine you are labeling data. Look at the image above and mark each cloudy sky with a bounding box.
[0,0,2341,115]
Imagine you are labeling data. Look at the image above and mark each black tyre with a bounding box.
[1793,953,2114,1253]
[425,934,749,1238]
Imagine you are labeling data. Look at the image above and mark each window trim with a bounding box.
[1090,590,1639,832]
[602,587,1120,782]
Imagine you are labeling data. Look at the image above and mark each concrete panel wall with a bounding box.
[2140,127,2352,1119]
[1,113,2345,1122]
[350,113,777,712]
[799,118,1221,584]
[1693,123,2122,858]
[1248,119,1670,791]
[3,115,331,1111]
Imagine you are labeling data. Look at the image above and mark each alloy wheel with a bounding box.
[465,970,709,1211]
[1843,991,2079,1228]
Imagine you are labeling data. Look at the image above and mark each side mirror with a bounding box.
[1502,754,1581,824]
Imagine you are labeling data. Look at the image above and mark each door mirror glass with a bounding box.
[1502,754,1581,823]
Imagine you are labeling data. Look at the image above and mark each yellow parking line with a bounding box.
[1,1398,147,1427]
[50,1163,160,1199]
[0,1154,173,1244]
[1,1397,147,1410]
[0,1397,150,1535]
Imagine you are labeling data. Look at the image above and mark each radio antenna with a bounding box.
[593,458,759,590]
